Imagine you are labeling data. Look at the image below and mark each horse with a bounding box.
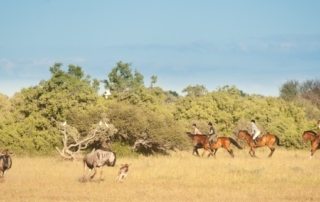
[186,132,242,157]
[302,130,320,158]
[209,136,243,158]
[236,130,282,158]
[186,132,211,156]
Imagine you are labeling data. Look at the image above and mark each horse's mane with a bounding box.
[238,130,250,135]
[304,130,318,136]
[186,132,208,139]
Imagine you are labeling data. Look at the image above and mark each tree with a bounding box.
[55,120,117,160]
[280,80,299,101]
[299,79,320,108]
[150,75,158,88]
[182,85,208,97]
[104,61,144,93]
[106,102,188,155]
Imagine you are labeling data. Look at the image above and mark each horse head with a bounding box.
[237,130,250,140]
[302,131,317,143]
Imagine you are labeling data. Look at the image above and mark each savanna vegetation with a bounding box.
[1,150,320,202]
[0,61,319,156]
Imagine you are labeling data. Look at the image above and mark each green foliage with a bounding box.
[111,141,139,157]
[182,84,208,97]
[0,64,101,154]
[175,85,314,149]
[0,62,319,155]
[104,61,144,93]
[150,75,158,88]
[280,80,299,101]
[280,79,320,108]
[106,102,189,153]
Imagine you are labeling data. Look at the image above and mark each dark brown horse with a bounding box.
[186,132,242,157]
[186,132,211,156]
[302,130,320,158]
[237,130,282,158]
[209,137,243,158]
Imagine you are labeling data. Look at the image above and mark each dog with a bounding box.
[116,163,129,182]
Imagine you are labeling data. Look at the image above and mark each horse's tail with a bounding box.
[274,135,283,146]
[229,137,243,149]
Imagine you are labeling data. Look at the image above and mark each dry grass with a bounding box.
[1,148,320,202]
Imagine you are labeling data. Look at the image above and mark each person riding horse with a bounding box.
[251,120,261,144]
[208,122,217,144]
[192,123,203,135]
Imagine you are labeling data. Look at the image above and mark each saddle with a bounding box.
[253,136,261,144]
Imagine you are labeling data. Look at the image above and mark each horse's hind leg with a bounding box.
[193,147,200,156]
[227,149,234,158]
[213,149,218,158]
[310,149,316,159]
[268,147,275,158]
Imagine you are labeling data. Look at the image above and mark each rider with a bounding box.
[208,122,217,144]
[251,120,261,143]
[192,123,202,135]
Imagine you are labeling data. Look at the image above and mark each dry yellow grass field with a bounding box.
[1,148,320,202]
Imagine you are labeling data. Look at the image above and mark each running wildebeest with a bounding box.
[82,149,116,181]
[0,149,12,178]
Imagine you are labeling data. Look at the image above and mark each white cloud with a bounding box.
[278,42,296,50]
[0,58,15,71]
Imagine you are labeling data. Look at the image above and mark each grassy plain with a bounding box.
[1,148,320,202]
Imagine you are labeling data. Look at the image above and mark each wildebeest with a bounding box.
[0,149,12,178]
[82,149,116,181]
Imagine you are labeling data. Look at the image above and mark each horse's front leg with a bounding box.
[212,149,218,158]
[201,149,209,157]
[249,147,256,157]
[248,148,253,157]
[310,148,316,159]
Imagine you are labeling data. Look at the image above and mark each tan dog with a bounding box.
[116,164,129,182]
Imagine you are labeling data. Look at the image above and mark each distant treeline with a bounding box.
[0,61,319,155]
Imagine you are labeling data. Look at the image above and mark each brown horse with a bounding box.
[186,132,211,156]
[302,130,320,158]
[186,132,242,157]
[209,137,243,158]
[237,130,282,158]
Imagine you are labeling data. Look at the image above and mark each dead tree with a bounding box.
[55,119,117,160]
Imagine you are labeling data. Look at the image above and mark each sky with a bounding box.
[0,0,320,97]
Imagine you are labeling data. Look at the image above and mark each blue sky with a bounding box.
[1,0,320,96]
